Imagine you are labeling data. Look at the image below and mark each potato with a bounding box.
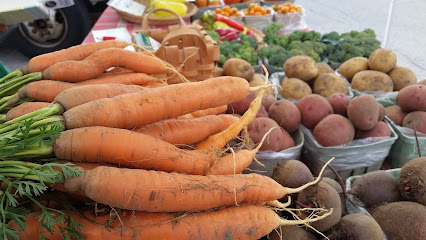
[279,77,312,100]
[347,95,379,130]
[256,105,269,118]
[385,105,407,126]
[402,111,426,134]
[337,56,369,81]
[283,56,318,81]
[226,92,256,115]
[247,117,284,151]
[388,66,417,91]
[355,121,392,139]
[313,73,349,97]
[249,74,275,96]
[396,84,426,112]
[297,94,334,129]
[213,66,223,77]
[419,79,426,85]
[315,62,334,78]
[268,99,301,133]
[368,48,397,73]
[313,114,355,146]
[351,70,394,92]
[261,94,277,111]
[377,103,385,121]
[222,58,254,81]
[327,93,351,116]
[280,128,296,151]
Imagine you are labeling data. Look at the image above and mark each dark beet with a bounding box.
[325,213,383,240]
[399,157,426,205]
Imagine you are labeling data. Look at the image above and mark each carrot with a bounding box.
[101,66,134,74]
[16,80,76,103]
[54,126,216,175]
[141,81,168,88]
[42,48,168,82]
[54,84,145,111]
[8,205,332,240]
[195,85,265,152]
[134,114,239,145]
[177,105,228,119]
[6,102,52,121]
[78,72,160,86]
[63,159,333,212]
[21,40,130,74]
[62,76,250,129]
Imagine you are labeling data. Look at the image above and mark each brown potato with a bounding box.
[283,56,318,81]
[249,74,275,96]
[368,48,397,73]
[419,79,426,85]
[396,84,426,112]
[315,62,334,78]
[213,66,223,77]
[279,77,312,100]
[347,95,379,130]
[313,73,349,97]
[223,58,254,81]
[351,70,394,92]
[388,66,417,91]
[337,57,369,81]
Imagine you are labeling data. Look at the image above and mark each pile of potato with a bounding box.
[297,93,391,146]
[279,56,350,99]
[385,82,426,133]
[338,48,418,92]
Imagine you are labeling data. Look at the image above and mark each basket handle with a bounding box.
[141,8,186,31]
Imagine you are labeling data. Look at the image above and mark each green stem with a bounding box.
[0,103,63,130]
[0,72,41,91]
[0,122,65,146]
[0,73,42,98]
[0,116,64,136]
[0,173,55,184]
[0,161,41,168]
[0,70,23,84]
[0,95,13,106]
[0,114,5,123]
[1,143,54,159]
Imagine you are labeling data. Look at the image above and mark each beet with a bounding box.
[269,225,316,240]
[272,160,314,188]
[325,213,383,240]
[399,157,426,205]
[350,170,400,208]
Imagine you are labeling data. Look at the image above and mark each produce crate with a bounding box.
[352,90,397,107]
[300,123,398,180]
[242,127,303,177]
[344,168,400,240]
[0,61,9,78]
[385,118,426,168]
[269,71,355,102]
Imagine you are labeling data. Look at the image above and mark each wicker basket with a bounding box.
[138,9,220,84]
[113,0,198,25]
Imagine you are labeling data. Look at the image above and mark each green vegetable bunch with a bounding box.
[257,44,293,68]
[218,40,258,67]
[287,40,326,62]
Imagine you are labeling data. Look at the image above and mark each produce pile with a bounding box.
[0,41,336,240]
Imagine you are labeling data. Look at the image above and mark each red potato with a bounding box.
[385,105,407,126]
[347,95,379,130]
[247,117,284,151]
[327,93,351,116]
[262,94,278,111]
[268,99,301,133]
[313,114,355,146]
[402,111,426,134]
[280,128,296,151]
[396,84,426,112]
[355,121,392,139]
[297,94,334,129]
[377,104,385,121]
[226,92,256,115]
[256,105,269,118]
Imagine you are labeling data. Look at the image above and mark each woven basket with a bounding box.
[138,9,220,84]
[113,0,198,25]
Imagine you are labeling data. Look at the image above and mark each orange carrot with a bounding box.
[6,102,52,120]
[195,85,265,151]
[54,126,215,175]
[62,76,250,129]
[54,84,144,110]
[17,80,76,103]
[8,205,331,240]
[22,40,130,74]
[141,81,168,88]
[78,72,160,86]
[63,163,331,212]
[177,105,228,119]
[42,48,168,82]
[134,114,239,145]
[100,66,134,74]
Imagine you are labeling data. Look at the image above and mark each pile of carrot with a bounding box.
[0,42,333,240]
